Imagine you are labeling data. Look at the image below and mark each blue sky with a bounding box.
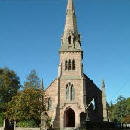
[0,0,130,103]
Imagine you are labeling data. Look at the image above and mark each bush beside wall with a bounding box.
[17,120,38,128]
[15,128,40,130]
[0,113,4,127]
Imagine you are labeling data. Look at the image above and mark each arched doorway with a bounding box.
[64,108,75,127]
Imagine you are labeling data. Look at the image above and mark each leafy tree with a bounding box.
[124,98,130,123]
[126,98,130,114]
[108,96,130,123]
[5,88,46,127]
[24,70,40,89]
[113,96,128,122]
[107,101,115,121]
[0,113,4,127]
[124,115,130,123]
[0,67,21,112]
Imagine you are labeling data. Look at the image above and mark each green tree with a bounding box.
[107,101,115,121]
[0,67,21,112]
[0,113,4,127]
[124,98,130,123]
[114,96,128,122]
[5,88,46,127]
[126,98,130,114]
[108,96,130,123]
[24,70,40,89]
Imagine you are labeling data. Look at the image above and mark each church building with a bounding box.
[45,0,108,129]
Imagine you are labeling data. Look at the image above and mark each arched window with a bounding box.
[66,83,75,101]
[68,36,71,44]
[68,59,71,70]
[70,85,75,101]
[65,60,68,70]
[48,98,52,110]
[72,59,75,70]
[66,85,69,100]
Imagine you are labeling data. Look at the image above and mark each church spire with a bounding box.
[40,78,44,90]
[102,80,108,121]
[64,0,78,34]
[60,0,82,52]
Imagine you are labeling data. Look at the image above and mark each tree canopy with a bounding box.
[0,67,21,112]
[108,96,130,123]
[24,70,40,89]
[5,88,46,126]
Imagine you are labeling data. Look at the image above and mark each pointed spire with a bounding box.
[102,79,106,97]
[64,0,78,34]
[101,80,108,121]
[102,79,105,88]
[40,79,44,90]
[60,0,82,52]
[67,0,75,11]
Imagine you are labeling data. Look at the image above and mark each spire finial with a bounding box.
[40,78,44,90]
[60,0,82,52]
[64,0,78,34]
[67,0,75,12]
[102,79,105,88]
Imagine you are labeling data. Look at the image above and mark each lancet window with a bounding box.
[66,83,75,101]
[68,59,71,70]
[65,59,75,70]
[68,36,71,44]
[48,98,52,110]
[70,85,75,101]
[66,85,69,100]
[65,60,68,70]
[72,59,75,70]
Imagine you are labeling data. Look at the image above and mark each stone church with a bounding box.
[45,0,108,129]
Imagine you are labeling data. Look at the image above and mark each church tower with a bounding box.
[59,0,83,79]
[57,0,87,128]
[45,0,105,129]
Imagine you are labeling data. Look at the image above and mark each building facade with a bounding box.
[45,0,107,129]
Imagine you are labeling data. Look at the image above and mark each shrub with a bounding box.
[16,120,38,128]
[0,113,4,127]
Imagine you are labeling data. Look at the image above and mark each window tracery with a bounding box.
[65,60,68,70]
[65,59,75,70]
[66,85,69,100]
[66,83,75,101]
[68,36,71,44]
[68,59,71,70]
[71,85,75,101]
[72,59,75,70]
[48,98,52,110]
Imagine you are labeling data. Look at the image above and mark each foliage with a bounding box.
[5,88,46,126]
[17,120,38,128]
[108,96,130,123]
[24,70,40,89]
[0,67,21,112]
[124,115,130,123]
[114,96,128,122]
[0,113,4,127]
[46,117,52,129]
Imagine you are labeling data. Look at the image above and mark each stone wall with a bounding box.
[45,79,58,118]
[15,128,40,130]
[0,127,4,130]
[79,128,130,130]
